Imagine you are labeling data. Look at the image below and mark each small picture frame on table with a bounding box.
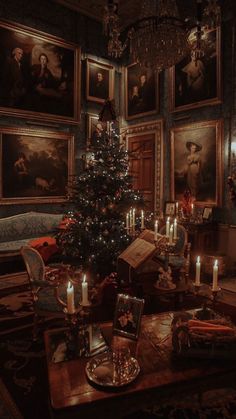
[164,201,176,217]
[113,294,144,340]
[202,207,213,221]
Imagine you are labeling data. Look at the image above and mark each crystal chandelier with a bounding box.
[103,0,221,72]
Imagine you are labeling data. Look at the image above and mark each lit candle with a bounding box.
[154,220,158,241]
[67,281,75,314]
[212,259,218,291]
[126,213,129,230]
[132,208,136,227]
[141,210,145,229]
[166,217,170,237]
[176,201,179,215]
[129,210,132,229]
[169,224,174,244]
[195,256,201,286]
[82,274,89,306]
[191,203,194,214]
[173,218,177,240]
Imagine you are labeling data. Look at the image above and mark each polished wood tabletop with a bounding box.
[44,311,236,419]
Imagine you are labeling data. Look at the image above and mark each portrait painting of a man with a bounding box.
[0,127,74,204]
[170,120,223,206]
[87,114,107,149]
[86,59,114,104]
[170,27,221,112]
[0,20,80,123]
[125,62,158,120]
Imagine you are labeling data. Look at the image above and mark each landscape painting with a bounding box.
[0,127,74,204]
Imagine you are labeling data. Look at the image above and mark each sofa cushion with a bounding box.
[0,212,63,243]
[0,237,42,254]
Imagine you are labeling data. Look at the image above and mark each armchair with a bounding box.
[20,246,80,339]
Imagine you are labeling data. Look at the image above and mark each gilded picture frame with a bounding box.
[0,126,74,204]
[86,113,107,149]
[121,120,164,213]
[169,27,222,112]
[125,62,159,120]
[86,58,114,104]
[0,20,81,124]
[170,120,223,207]
[113,294,144,340]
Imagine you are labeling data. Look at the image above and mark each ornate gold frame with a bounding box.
[170,119,223,207]
[125,62,159,120]
[121,120,164,214]
[0,126,74,204]
[86,58,114,104]
[0,20,81,124]
[169,27,222,112]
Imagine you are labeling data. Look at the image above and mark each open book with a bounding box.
[118,230,165,269]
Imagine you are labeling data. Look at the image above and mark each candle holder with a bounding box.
[55,289,90,357]
[193,284,221,320]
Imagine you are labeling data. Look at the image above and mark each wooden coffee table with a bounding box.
[44,311,236,419]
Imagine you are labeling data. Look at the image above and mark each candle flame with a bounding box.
[67,281,72,289]
[197,256,200,263]
[214,259,218,267]
[83,274,86,283]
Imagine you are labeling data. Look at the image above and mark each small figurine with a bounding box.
[155,266,176,289]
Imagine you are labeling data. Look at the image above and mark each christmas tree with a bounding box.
[57,101,144,278]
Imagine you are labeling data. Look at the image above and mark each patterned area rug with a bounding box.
[1,283,236,419]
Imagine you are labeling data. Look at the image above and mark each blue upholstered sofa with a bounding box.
[0,212,63,256]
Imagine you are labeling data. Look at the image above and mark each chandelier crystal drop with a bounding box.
[129,0,190,72]
[103,0,221,72]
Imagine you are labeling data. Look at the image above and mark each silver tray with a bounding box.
[85,352,140,387]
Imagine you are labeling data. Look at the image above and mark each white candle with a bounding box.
[132,208,136,227]
[67,281,75,314]
[212,259,218,291]
[129,209,132,228]
[82,274,89,305]
[126,213,129,229]
[141,210,144,229]
[173,218,177,240]
[176,201,179,215]
[154,220,158,241]
[166,217,170,237]
[195,256,201,286]
[191,203,194,214]
[169,224,174,244]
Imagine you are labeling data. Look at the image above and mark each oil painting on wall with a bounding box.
[86,59,114,104]
[0,20,80,123]
[0,127,74,204]
[169,27,221,112]
[170,120,223,206]
[125,62,159,120]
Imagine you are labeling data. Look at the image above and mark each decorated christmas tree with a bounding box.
[57,100,144,278]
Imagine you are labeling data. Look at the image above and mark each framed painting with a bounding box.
[0,126,74,204]
[169,27,221,112]
[86,59,114,104]
[121,120,163,213]
[202,207,213,221]
[164,201,176,217]
[0,20,81,124]
[86,113,107,149]
[170,120,223,207]
[113,294,144,340]
[125,62,159,120]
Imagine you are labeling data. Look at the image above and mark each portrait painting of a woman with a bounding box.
[171,120,223,206]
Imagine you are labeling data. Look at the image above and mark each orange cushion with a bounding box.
[29,236,58,263]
